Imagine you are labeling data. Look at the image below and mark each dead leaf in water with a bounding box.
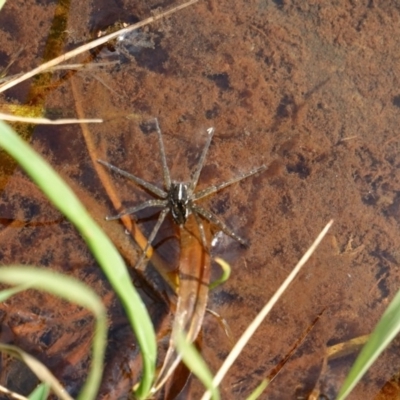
[153,214,211,395]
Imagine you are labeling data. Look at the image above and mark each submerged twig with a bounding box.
[70,78,175,292]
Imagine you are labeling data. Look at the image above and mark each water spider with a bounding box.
[98,119,266,268]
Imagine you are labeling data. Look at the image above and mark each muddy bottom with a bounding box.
[1,1,400,399]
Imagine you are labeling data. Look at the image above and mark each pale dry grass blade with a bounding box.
[0,112,102,124]
[0,384,28,400]
[201,219,334,400]
[0,0,199,93]
[0,343,73,400]
[0,72,23,84]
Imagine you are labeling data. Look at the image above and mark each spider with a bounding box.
[98,119,266,268]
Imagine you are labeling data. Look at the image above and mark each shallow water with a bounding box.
[1,1,400,399]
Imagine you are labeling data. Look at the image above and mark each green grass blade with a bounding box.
[0,283,31,302]
[29,383,50,400]
[0,266,107,400]
[0,120,156,398]
[245,380,269,400]
[337,287,400,399]
[175,331,220,400]
[209,257,231,290]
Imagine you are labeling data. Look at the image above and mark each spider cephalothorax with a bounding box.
[168,182,190,226]
[98,119,266,267]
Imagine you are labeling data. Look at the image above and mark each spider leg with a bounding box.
[192,204,247,246]
[189,127,215,192]
[193,165,266,201]
[135,207,170,270]
[97,159,167,199]
[105,199,168,220]
[192,207,209,251]
[153,118,172,191]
